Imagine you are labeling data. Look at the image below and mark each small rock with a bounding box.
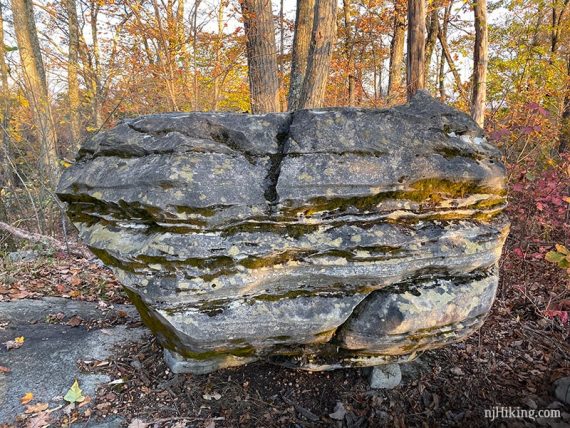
[450,367,465,376]
[7,250,39,263]
[554,377,570,405]
[522,396,538,409]
[329,401,347,420]
[369,363,401,389]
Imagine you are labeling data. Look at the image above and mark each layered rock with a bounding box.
[57,92,509,374]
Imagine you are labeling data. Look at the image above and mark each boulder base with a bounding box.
[57,92,509,374]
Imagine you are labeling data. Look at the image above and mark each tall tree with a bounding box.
[343,0,355,106]
[471,0,488,127]
[438,21,466,99]
[88,0,103,128]
[66,0,81,148]
[288,0,315,110]
[424,6,439,83]
[406,0,426,100]
[550,0,570,152]
[0,2,11,189]
[438,1,452,99]
[240,0,280,113]
[11,0,59,184]
[387,0,406,100]
[213,0,227,111]
[297,0,338,109]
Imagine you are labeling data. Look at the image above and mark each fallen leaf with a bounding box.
[64,379,85,403]
[21,392,34,404]
[66,315,83,327]
[0,365,10,373]
[5,336,25,350]
[128,419,149,428]
[70,275,81,287]
[25,411,50,428]
[202,392,222,401]
[25,402,49,414]
[78,396,91,407]
[204,420,215,428]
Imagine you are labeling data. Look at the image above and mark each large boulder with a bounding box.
[57,92,509,374]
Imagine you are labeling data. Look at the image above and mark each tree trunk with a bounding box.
[89,0,103,129]
[438,27,466,99]
[241,0,280,113]
[343,0,355,106]
[11,0,59,185]
[425,7,439,84]
[471,0,488,127]
[406,0,426,100]
[288,0,315,110]
[438,2,452,99]
[66,0,81,149]
[297,0,338,109]
[279,0,285,109]
[0,2,12,189]
[551,0,570,57]
[213,0,227,111]
[387,0,405,100]
[191,1,201,111]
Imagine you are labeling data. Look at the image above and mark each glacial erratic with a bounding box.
[57,91,509,374]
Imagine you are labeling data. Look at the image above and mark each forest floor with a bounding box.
[0,166,569,428]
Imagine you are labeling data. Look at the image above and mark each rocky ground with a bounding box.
[0,167,569,427]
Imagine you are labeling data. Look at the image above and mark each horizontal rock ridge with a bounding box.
[57,91,509,373]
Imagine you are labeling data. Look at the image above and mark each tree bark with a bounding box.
[438,2,452,99]
[438,27,466,99]
[241,0,280,113]
[191,0,201,111]
[279,0,285,109]
[387,0,405,100]
[288,0,315,110]
[471,0,488,127]
[551,0,570,56]
[297,0,338,109]
[89,0,103,129]
[406,0,426,100]
[425,7,439,84]
[213,0,227,111]
[343,0,355,106]
[11,0,59,185]
[0,2,12,189]
[66,0,81,149]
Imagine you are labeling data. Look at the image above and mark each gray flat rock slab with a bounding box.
[0,299,147,424]
[0,297,138,324]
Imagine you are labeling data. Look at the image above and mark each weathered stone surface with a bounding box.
[369,363,402,389]
[57,92,509,374]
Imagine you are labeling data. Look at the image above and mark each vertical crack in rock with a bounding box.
[264,113,293,215]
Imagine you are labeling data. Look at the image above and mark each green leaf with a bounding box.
[4,45,17,52]
[64,379,85,403]
[545,251,565,263]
